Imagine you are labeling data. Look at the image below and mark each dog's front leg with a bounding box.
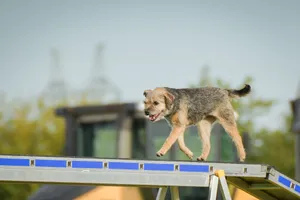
[156,126,186,157]
[177,134,193,160]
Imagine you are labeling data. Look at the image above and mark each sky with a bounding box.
[0,0,300,130]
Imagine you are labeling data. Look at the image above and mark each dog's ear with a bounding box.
[164,91,175,109]
[143,89,152,97]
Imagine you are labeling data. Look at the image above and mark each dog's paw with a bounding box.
[197,156,206,162]
[185,152,194,160]
[239,154,246,163]
[156,151,165,157]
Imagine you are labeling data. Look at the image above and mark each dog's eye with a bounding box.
[153,101,159,105]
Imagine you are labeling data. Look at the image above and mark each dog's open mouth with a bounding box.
[149,112,161,121]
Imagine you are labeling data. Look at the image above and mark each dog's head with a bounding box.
[143,87,175,122]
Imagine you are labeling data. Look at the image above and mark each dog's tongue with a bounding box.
[149,115,155,121]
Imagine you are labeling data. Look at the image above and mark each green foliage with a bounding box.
[0,96,96,200]
[247,113,295,178]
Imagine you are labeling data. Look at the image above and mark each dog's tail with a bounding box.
[226,84,251,99]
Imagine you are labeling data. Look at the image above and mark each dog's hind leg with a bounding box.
[196,116,216,161]
[177,134,193,160]
[216,108,246,162]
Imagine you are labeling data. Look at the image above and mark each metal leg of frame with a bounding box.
[156,187,168,200]
[208,175,219,200]
[170,186,180,200]
[216,170,232,200]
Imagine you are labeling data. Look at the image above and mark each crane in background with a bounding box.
[85,43,121,104]
[41,43,121,106]
[42,48,67,105]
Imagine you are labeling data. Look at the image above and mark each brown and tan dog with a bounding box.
[143,84,251,162]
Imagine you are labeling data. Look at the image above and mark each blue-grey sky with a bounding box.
[0,0,300,130]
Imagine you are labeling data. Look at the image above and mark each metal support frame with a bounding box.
[0,155,299,200]
[214,170,232,200]
[157,170,232,200]
[170,187,180,200]
[208,170,232,200]
[156,187,168,200]
[208,175,219,200]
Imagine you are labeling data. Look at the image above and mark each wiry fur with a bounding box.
[143,84,251,162]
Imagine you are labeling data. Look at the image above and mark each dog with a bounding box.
[143,84,251,162]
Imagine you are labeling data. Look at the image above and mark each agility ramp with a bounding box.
[0,155,299,200]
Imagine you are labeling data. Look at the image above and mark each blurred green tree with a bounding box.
[0,96,96,200]
[247,113,295,178]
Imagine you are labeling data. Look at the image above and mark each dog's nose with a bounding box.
[145,110,150,116]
